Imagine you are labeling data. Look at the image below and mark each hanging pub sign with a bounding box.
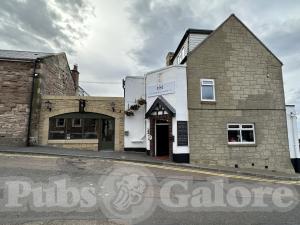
[79,99,86,113]
[177,121,188,146]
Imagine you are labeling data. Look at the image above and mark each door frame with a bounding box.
[149,114,173,160]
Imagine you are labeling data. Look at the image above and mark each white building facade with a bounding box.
[286,105,300,172]
[124,65,190,162]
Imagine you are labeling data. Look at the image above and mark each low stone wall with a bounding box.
[48,139,98,151]
[39,95,124,151]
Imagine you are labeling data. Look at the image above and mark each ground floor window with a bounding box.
[48,113,114,141]
[227,123,255,144]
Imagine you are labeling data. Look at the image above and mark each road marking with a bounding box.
[0,153,59,159]
[115,161,300,185]
[0,152,298,185]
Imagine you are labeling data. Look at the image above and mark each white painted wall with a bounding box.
[286,105,300,159]
[124,77,146,149]
[145,65,189,155]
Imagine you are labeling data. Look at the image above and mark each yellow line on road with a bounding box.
[0,152,59,159]
[0,152,299,185]
[116,161,300,186]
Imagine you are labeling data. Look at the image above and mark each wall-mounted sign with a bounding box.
[147,81,175,97]
[177,121,188,146]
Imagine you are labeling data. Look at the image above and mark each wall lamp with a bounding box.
[45,100,52,112]
[111,102,116,112]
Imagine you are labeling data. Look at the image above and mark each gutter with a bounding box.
[27,58,40,146]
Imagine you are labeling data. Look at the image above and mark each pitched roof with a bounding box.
[170,29,213,64]
[145,95,176,118]
[188,14,283,65]
[0,49,57,61]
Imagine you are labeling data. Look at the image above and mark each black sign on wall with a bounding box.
[177,121,188,146]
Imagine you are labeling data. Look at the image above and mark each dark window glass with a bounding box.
[83,119,97,139]
[242,130,254,142]
[72,118,81,127]
[228,130,240,142]
[56,118,65,127]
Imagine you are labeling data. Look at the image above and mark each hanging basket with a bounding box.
[130,104,140,111]
[137,98,146,105]
[125,110,134,116]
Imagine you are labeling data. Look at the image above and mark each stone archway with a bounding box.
[38,96,124,151]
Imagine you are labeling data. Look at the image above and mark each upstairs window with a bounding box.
[200,79,215,101]
[227,124,255,144]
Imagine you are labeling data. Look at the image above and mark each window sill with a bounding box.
[228,143,257,147]
[201,100,216,105]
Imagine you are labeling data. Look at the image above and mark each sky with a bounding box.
[1,0,300,134]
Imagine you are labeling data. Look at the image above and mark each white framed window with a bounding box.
[56,118,65,128]
[72,118,82,127]
[200,79,215,101]
[227,123,255,144]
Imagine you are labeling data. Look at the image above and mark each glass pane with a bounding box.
[202,86,214,100]
[228,130,241,143]
[228,124,239,129]
[102,120,114,142]
[67,118,83,139]
[73,119,81,127]
[56,118,65,127]
[49,118,65,139]
[83,119,97,139]
[202,80,213,85]
[242,130,254,142]
[242,125,253,129]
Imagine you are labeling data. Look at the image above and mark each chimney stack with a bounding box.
[71,64,79,93]
[166,52,175,66]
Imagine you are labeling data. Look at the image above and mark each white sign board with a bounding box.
[146,81,175,97]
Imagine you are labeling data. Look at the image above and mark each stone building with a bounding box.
[0,50,124,151]
[0,50,77,146]
[124,14,295,173]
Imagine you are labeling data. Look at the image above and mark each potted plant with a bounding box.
[125,110,134,116]
[130,104,140,111]
[137,98,146,105]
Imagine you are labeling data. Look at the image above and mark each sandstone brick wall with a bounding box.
[187,15,294,173]
[39,53,76,96]
[0,53,77,146]
[29,54,76,144]
[0,61,34,146]
[39,96,124,151]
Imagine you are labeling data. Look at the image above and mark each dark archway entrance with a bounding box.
[48,112,115,151]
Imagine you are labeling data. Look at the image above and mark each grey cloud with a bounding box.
[0,0,93,54]
[127,0,205,69]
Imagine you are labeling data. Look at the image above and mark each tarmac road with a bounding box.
[0,153,299,225]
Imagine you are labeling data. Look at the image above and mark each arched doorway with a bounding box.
[48,112,115,150]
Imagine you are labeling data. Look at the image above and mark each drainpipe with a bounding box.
[27,58,40,146]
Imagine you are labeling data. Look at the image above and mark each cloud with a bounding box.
[126,0,202,69]
[0,0,94,53]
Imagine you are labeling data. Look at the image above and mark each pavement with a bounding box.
[0,145,300,181]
